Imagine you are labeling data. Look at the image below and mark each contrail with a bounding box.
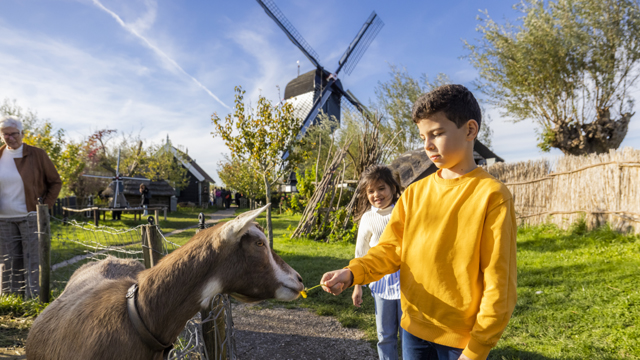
[92,0,230,109]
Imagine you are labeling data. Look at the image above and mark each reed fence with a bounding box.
[484,147,640,233]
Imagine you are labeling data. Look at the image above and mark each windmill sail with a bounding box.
[255,0,321,68]
[336,12,384,76]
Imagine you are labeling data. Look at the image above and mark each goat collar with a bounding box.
[126,284,173,357]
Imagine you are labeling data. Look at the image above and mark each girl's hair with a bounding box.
[353,165,403,222]
[139,183,147,190]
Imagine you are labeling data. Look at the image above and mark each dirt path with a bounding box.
[0,316,30,359]
[233,304,377,360]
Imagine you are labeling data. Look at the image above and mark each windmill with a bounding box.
[83,149,148,208]
[256,0,384,158]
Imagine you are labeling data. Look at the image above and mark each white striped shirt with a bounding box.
[354,205,400,300]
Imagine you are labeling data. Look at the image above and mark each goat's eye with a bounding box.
[256,240,264,247]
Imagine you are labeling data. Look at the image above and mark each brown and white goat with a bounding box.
[26,205,304,360]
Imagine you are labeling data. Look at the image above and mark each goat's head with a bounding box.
[202,204,304,305]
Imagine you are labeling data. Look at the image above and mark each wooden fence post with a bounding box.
[37,204,51,303]
[142,223,163,269]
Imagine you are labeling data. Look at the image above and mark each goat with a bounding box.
[26,205,304,360]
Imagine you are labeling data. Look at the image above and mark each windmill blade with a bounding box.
[340,89,375,121]
[115,149,121,177]
[82,174,114,179]
[256,0,322,68]
[119,176,150,180]
[113,180,121,209]
[335,11,384,76]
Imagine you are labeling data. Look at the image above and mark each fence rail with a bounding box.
[485,147,640,233]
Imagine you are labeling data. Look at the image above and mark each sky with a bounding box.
[1,0,639,184]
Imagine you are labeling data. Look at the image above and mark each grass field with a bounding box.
[2,207,638,359]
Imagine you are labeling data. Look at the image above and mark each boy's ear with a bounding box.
[466,119,479,141]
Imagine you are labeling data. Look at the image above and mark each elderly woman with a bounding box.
[0,115,61,298]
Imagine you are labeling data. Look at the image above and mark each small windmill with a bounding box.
[83,149,148,208]
[256,0,384,158]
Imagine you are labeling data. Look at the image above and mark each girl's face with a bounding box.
[366,180,393,209]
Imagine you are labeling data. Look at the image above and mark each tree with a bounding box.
[374,65,494,156]
[465,0,640,155]
[217,155,265,201]
[212,86,302,245]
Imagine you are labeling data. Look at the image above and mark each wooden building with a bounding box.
[102,178,176,209]
[388,141,504,188]
[161,137,215,207]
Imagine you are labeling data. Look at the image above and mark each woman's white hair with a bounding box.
[0,116,23,132]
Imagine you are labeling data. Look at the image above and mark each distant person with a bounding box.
[235,192,241,207]
[0,115,62,298]
[351,165,403,360]
[215,188,222,207]
[224,189,232,209]
[321,85,517,360]
[140,183,150,216]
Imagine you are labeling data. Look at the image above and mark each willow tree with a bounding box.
[466,0,640,155]
[212,86,302,244]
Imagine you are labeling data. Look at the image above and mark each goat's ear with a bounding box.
[220,204,270,241]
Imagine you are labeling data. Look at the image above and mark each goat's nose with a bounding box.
[296,274,303,283]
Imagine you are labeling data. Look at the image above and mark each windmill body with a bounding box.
[256,0,384,157]
[284,68,343,126]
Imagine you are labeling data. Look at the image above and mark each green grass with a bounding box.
[49,206,218,264]
[252,212,640,359]
[14,207,640,359]
[493,222,640,359]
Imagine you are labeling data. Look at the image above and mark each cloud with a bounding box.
[91,0,230,110]
[0,23,225,182]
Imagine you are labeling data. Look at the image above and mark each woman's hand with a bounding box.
[352,285,363,307]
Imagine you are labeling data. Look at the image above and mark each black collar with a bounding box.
[126,284,173,358]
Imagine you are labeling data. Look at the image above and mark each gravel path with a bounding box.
[233,303,377,360]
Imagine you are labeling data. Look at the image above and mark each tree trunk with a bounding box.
[552,109,633,155]
[263,174,274,248]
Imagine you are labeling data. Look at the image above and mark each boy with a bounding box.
[321,84,517,360]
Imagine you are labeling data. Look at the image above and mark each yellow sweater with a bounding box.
[348,167,517,359]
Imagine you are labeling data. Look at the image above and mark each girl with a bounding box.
[352,165,403,360]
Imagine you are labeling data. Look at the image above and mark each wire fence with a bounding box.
[0,210,236,360]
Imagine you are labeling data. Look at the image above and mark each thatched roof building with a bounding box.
[389,141,504,188]
[103,178,175,208]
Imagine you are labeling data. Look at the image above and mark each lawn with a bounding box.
[253,211,640,360]
[3,208,638,359]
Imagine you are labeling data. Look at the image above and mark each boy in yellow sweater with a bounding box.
[321,84,517,360]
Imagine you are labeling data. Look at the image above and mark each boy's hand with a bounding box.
[320,269,353,295]
[458,354,472,360]
[352,285,363,307]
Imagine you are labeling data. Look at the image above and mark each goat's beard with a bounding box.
[229,292,264,303]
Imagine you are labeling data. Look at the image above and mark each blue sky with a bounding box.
[1,0,639,184]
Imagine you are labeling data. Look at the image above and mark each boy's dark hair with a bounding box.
[412,84,482,131]
[354,165,403,222]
